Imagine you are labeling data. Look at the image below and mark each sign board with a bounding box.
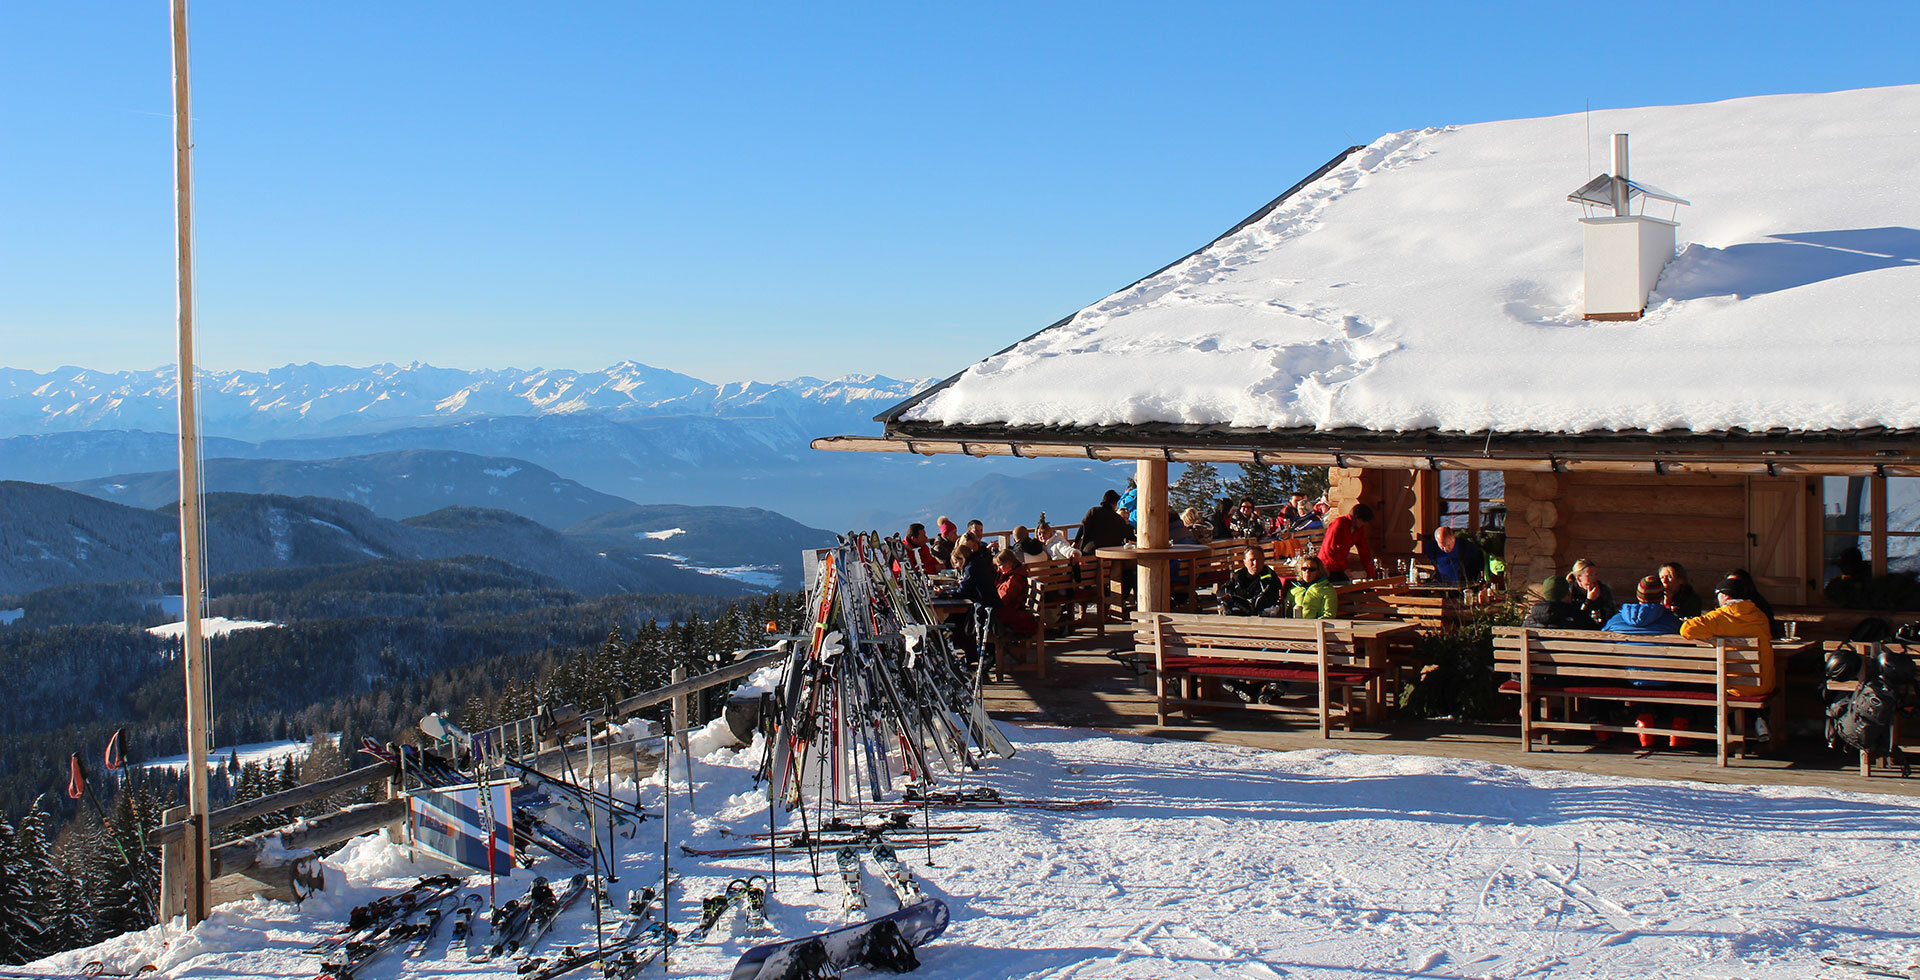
[409,780,513,874]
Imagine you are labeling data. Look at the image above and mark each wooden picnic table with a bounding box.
[1096,544,1211,616]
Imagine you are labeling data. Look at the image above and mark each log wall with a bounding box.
[1505,471,1763,594]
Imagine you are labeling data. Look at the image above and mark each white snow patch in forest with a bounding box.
[687,564,780,589]
[40,718,1920,979]
[0,608,22,625]
[639,527,686,540]
[143,734,338,773]
[482,465,521,478]
[646,551,688,561]
[146,617,282,640]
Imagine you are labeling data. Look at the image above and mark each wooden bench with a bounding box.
[1492,627,1774,767]
[1132,612,1384,737]
[1176,543,1245,613]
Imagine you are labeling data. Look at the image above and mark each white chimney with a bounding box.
[1566,133,1688,321]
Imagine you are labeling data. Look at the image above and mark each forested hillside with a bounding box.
[0,482,754,597]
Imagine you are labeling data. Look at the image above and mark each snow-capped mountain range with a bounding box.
[0,361,928,441]
[0,360,1130,532]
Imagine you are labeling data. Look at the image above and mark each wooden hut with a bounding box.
[815,85,1920,613]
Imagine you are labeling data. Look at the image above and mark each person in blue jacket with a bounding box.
[1423,526,1483,584]
[1603,575,1682,636]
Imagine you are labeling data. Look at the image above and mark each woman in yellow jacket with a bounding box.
[1678,575,1775,696]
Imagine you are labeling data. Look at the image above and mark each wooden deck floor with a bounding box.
[980,634,1920,799]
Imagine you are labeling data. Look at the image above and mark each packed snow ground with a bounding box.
[905,85,1920,435]
[40,723,1920,979]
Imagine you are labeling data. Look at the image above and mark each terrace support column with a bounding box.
[1136,459,1169,612]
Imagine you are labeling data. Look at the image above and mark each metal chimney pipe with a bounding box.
[1611,133,1630,217]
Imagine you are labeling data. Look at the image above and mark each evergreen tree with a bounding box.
[7,798,61,962]
[0,817,22,964]
[1169,463,1224,516]
[1222,463,1284,508]
[92,791,155,938]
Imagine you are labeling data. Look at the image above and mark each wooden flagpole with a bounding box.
[169,0,213,925]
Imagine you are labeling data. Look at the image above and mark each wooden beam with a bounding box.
[1872,475,1890,577]
[810,435,1920,476]
[147,762,397,847]
[544,648,787,742]
[209,799,406,879]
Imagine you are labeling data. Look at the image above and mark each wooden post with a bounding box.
[1872,475,1890,577]
[1136,459,1169,612]
[168,0,213,926]
[671,666,689,752]
[157,804,190,922]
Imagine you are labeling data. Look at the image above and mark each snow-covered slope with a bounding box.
[42,721,1920,980]
[904,84,1920,436]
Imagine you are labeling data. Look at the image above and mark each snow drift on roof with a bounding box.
[902,85,1920,436]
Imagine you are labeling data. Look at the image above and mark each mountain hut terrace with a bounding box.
[812,84,1920,784]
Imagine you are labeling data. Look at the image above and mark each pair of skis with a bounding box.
[835,842,923,914]
[688,875,772,943]
[519,883,677,980]
[319,890,465,980]
[479,874,589,963]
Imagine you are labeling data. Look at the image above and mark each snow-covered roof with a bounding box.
[891,85,1920,439]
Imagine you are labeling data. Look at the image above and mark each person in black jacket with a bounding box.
[1223,545,1284,616]
[1074,490,1131,555]
[1567,558,1616,629]
[1209,498,1234,542]
[1523,575,1591,629]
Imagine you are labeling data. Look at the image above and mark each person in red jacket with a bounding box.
[1317,504,1376,582]
[994,549,1039,636]
[897,522,940,575]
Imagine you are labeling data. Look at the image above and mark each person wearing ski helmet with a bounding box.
[1680,575,1776,695]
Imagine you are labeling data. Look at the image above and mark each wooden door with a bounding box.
[1746,476,1808,604]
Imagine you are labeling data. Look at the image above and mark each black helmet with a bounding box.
[1877,648,1917,684]
[1826,647,1863,683]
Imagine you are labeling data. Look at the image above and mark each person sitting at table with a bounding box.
[1824,547,1873,608]
[1317,504,1375,583]
[953,542,997,605]
[1223,545,1284,616]
[1183,507,1214,546]
[1567,558,1616,629]
[1118,478,1139,527]
[1230,498,1266,542]
[1278,493,1310,529]
[966,518,986,546]
[1074,489,1131,555]
[994,548,1040,636]
[1041,525,1078,561]
[1600,575,1685,742]
[1680,576,1777,695]
[900,522,940,574]
[1720,568,1777,632]
[1011,524,1046,563]
[1422,526,1483,585]
[1168,509,1198,546]
[1604,575,1682,636]
[1658,561,1705,618]
[1523,575,1590,629]
[1209,498,1234,541]
[931,517,959,567]
[1288,556,1337,619]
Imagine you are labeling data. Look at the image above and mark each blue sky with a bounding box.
[3,2,1915,383]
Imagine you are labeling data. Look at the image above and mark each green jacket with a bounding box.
[1289,578,1337,619]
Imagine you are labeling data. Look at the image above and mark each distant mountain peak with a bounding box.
[0,361,929,441]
